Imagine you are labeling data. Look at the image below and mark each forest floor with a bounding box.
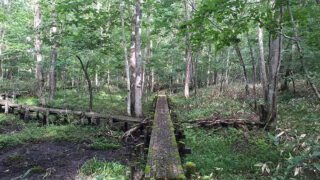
[171,82,320,179]
[0,83,319,179]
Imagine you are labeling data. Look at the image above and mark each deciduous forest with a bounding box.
[0,0,319,179]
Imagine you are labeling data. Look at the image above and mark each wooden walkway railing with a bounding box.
[145,92,185,179]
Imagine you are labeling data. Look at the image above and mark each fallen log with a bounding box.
[181,118,265,128]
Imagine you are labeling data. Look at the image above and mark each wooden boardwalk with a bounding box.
[145,92,184,179]
[0,99,142,124]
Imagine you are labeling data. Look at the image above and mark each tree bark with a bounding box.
[49,0,57,101]
[129,8,136,115]
[134,0,143,117]
[184,0,192,99]
[258,24,268,102]
[234,44,249,98]
[247,32,257,109]
[287,0,320,100]
[120,0,131,116]
[76,56,93,111]
[33,0,46,106]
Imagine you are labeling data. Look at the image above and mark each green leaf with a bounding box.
[312,151,320,158]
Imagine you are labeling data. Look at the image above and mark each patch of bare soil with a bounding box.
[0,142,134,180]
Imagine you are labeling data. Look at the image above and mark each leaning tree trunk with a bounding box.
[234,44,249,98]
[33,0,46,106]
[287,0,320,100]
[49,0,57,101]
[76,56,93,111]
[184,0,192,99]
[129,9,136,116]
[134,0,143,117]
[120,0,131,116]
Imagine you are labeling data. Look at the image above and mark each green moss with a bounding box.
[178,174,186,180]
[30,166,45,173]
[145,165,151,174]
[185,162,196,178]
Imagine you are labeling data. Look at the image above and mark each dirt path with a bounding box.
[145,92,184,179]
[0,142,133,180]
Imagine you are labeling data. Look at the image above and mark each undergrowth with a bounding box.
[172,85,320,179]
[79,157,128,180]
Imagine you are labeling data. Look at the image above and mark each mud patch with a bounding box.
[0,142,134,180]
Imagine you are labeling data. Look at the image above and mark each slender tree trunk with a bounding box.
[76,56,93,111]
[287,0,320,100]
[207,45,212,87]
[129,9,136,116]
[258,24,268,102]
[225,48,230,86]
[247,32,257,110]
[194,47,201,96]
[184,0,192,99]
[134,0,143,117]
[213,51,218,85]
[33,0,46,106]
[120,0,131,116]
[49,0,57,101]
[234,44,249,98]
[150,40,154,93]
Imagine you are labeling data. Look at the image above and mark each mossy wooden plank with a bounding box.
[145,92,185,179]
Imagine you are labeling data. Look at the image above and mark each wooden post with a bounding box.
[46,109,50,126]
[24,106,30,122]
[4,100,8,114]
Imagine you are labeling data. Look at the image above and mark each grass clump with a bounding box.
[5,154,28,162]
[30,166,45,173]
[87,142,122,150]
[80,157,128,179]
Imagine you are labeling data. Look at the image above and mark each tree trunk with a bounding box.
[225,48,230,86]
[265,2,283,126]
[247,32,257,110]
[234,44,249,98]
[120,0,131,116]
[258,24,268,102]
[129,9,136,116]
[134,0,143,117]
[194,47,201,96]
[150,39,154,93]
[207,45,212,87]
[76,56,93,111]
[49,0,57,101]
[287,0,320,100]
[213,51,218,85]
[33,0,46,106]
[184,0,192,99]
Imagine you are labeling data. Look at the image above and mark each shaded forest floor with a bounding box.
[171,83,320,179]
[0,83,319,179]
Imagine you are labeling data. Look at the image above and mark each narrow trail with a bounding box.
[145,92,184,179]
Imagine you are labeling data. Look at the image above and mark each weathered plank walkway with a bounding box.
[145,92,185,179]
[0,99,142,124]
